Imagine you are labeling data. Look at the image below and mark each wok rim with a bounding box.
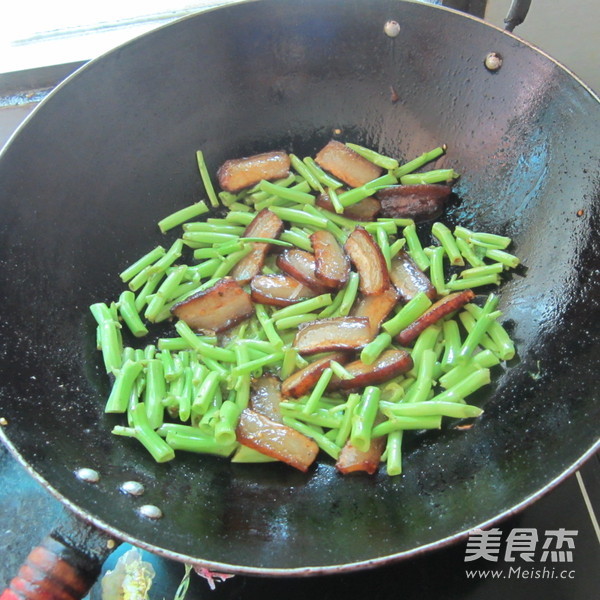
[0,0,599,576]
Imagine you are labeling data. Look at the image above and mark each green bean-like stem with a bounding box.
[459,294,499,361]
[211,246,254,279]
[394,146,446,178]
[425,246,448,295]
[458,311,499,354]
[230,352,285,377]
[258,179,315,205]
[90,302,115,326]
[118,291,149,337]
[360,332,392,365]
[241,237,294,247]
[143,359,166,429]
[192,240,244,259]
[439,349,500,389]
[337,271,360,317]
[231,445,277,463]
[400,169,459,185]
[318,287,345,318]
[403,223,430,271]
[99,319,123,375]
[338,179,391,208]
[333,393,360,447]
[271,294,332,321]
[461,263,504,278]
[389,237,407,259]
[177,367,193,422]
[464,303,515,360]
[409,324,441,377]
[280,230,313,251]
[281,403,342,429]
[454,226,512,250]
[119,246,166,283]
[148,239,184,276]
[447,274,500,290]
[485,247,521,269]
[350,386,381,452]
[282,416,341,460]
[254,304,284,348]
[290,154,323,192]
[382,291,432,336]
[270,205,328,229]
[455,237,486,268]
[174,320,236,362]
[196,150,219,207]
[381,400,483,419]
[182,231,238,247]
[192,370,221,416]
[431,368,491,403]
[372,415,442,437]
[280,347,299,380]
[303,368,334,414]
[166,430,236,457]
[224,211,254,226]
[302,156,344,189]
[158,201,209,234]
[345,143,399,170]
[376,227,392,271]
[274,313,317,330]
[432,222,464,266]
[130,403,175,463]
[327,186,344,214]
[441,319,462,372]
[134,272,163,312]
[144,265,188,322]
[214,400,242,445]
[105,360,144,413]
[385,430,403,476]
[404,348,437,404]
[329,360,354,381]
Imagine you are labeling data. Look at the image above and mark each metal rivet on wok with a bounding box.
[120,480,146,496]
[138,504,163,520]
[383,20,401,38]
[75,467,100,483]
[484,52,503,71]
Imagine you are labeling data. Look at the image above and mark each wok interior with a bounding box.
[0,0,598,572]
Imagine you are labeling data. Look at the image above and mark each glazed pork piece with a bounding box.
[217,150,291,192]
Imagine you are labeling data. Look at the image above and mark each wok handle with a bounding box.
[504,0,532,32]
[1,532,111,600]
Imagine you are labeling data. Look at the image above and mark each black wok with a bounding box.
[0,0,598,595]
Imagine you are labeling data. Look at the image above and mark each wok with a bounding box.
[0,0,599,596]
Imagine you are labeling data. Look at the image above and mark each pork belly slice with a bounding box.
[390,250,436,303]
[281,352,349,398]
[316,193,381,221]
[335,438,385,475]
[231,208,284,284]
[276,248,330,293]
[328,349,413,391]
[344,226,391,295]
[236,408,319,472]
[310,230,350,289]
[293,316,373,356]
[315,140,383,188]
[250,273,317,306]
[396,290,475,345]
[217,150,291,193]
[377,184,452,222]
[352,286,399,335]
[250,374,284,423]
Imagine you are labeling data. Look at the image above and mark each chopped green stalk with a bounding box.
[272,294,332,321]
[185,258,222,282]
[385,431,403,476]
[258,179,315,204]
[459,294,500,362]
[350,386,380,452]
[166,430,235,457]
[177,366,193,422]
[430,368,491,403]
[425,245,448,295]
[282,416,340,460]
[191,370,221,416]
[403,223,430,271]
[338,183,385,208]
[144,344,157,360]
[337,271,360,316]
[130,403,175,463]
[182,231,238,247]
[159,349,179,382]
[394,146,446,178]
[345,143,399,170]
[363,220,397,236]
[329,360,355,381]
[99,319,123,375]
[303,368,334,414]
[302,156,344,189]
[290,154,323,192]
[157,337,192,351]
[463,303,516,360]
[214,400,242,445]
[381,401,483,419]
[439,349,500,389]
[485,247,521,269]
[254,304,284,348]
[174,320,236,362]
[248,173,296,198]
[148,239,184,276]
[241,237,293,247]
[224,211,254,226]
[302,205,348,243]
[143,359,166,429]
[134,272,163,312]
[90,302,116,326]
[211,247,253,279]
[118,291,149,337]
[441,319,462,372]
[376,227,392,271]
[196,150,219,207]
[447,273,501,290]
[389,237,407,259]
[280,347,299,380]
[281,403,342,429]
[360,333,392,365]
[192,240,244,259]
[372,415,442,437]
[327,186,344,214]
[275,313,318,330]
[400,169,459,185]
[458,311,499,354]
[269,205,328,229]
[334,393,361,447]
[144,265,187,322]
[158,201,209,233]
[231,445,278,463]
[432,222,464,266]
[119,246,166,283]
[319,287,346,317]
[461,263,504,278]
[280,229,313,251]
[471,231,512,249]
[105,360,144,413]
[403,348,437,404]
[382,291,432,336]
[218,190,241,206]
[409,324,441,377]
[230,352,285,376]
[455,237,486,268]
[184,222,245,234]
